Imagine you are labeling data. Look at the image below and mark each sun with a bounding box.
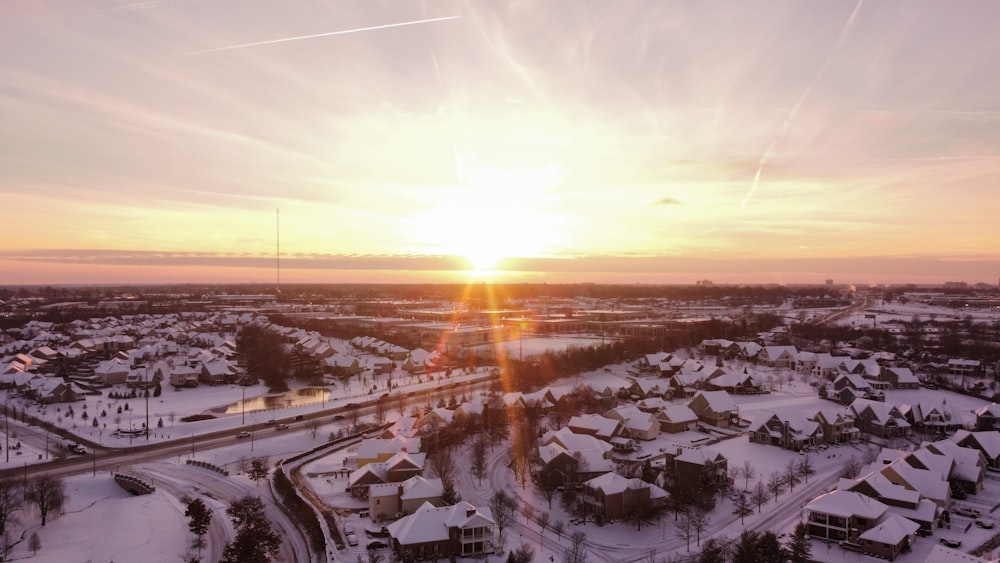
[416,162,563,274]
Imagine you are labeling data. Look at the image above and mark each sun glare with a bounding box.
[417,162,563,275]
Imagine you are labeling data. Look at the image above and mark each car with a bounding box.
[236,431,251,439]
[275,423,289,431]
[332,414,345,421]
[940,538,962,548]
[976,519,995,529]
[367,541,388,550]
[344,402,360,409]
[343,524,355,534]
[69,444,87,455]
[955,506,981,517]
[345,532,358,546]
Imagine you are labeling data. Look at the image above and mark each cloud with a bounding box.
[652,197,682,206]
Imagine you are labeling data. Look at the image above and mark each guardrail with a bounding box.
[186,458,230,476]
[113,472,155,495]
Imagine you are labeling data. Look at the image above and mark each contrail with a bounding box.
[170,15,462,57]
[741,0,864,208]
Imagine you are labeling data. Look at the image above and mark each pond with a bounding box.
[222,387,331,414]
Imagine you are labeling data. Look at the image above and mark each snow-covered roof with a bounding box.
[858,512,918,544]
[806,489,888,520]
[386,501,494,546]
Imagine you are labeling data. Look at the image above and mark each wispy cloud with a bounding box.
[169,16,463,57]
[652,197,682,206]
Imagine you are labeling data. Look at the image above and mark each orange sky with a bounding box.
[3,1,1000,285]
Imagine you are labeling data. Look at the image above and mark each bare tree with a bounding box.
[784,459,801,492]
[732,491,753,524]
[552,519,565,541]
[249,458,269,485]
[863,444,881,465]
[509,447,531,489]
[0,479,22,544]
[471,437,487,486]
[427,449,457,483]
[750,480,771,513]
[25,476,66,526]
[28,531,40,556]
[489,491,517,546]
[741,460,757,489]
[564,530,589,563]
[689,506,711,547]
[373,398,387,425]
[676,510,694,553]
[797,456,816,483]
[840,455,862,479]
[766,471,785,501]
[306,418,322,439]
[345,407,360,433]
[538,511,550,543]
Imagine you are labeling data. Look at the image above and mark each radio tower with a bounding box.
[275,208,280,299]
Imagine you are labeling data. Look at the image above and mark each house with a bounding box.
[368,475,443,523]
[902,400,962,433]
[848,399,911,439]
[840,471,941,535]
[857,512,919,561]
[356,436,423,468]
[833,373,879,401]
[200,359,233,386]
[881,366,919,389]
[673,447,728,491]
[809,408,860,444]
[324,353,362,377]
[974,404,1000,431]
[567,414,622,442]
[579,472,668,521]
[951,429,1000,470]
[604,406,659,441]
[687,390,738,428]
[805,489,888,543]
[748,412,823,451]
[656,404,699,433]
[169,364,200,388]
[947,358,981,376]
[347,451,427,498]
[758,345,798,368]
[94,358,130,386]
[386,501,495,560]
[705,368,763,395]
[33,379,84,404]
[922,440,986,495]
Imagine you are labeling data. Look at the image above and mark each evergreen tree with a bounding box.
[785,522,813,563]
[220,496,281,563]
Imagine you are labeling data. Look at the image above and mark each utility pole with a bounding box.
[145,365,150,440]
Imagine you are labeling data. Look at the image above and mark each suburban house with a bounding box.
[848,399,911,439]
[579,472,668,521]
[705,368,764,395]
[687,390,738,428]
[537,441,613,486]
[604,406,660,441]
[902,401,962,433]
[386,501,495,560]
[748,412,823,451]
[856,512,920,561]
[840,471,941,535]
[951,430,1000,470]
[567,414,622,442]
[368,475,443,523]
[656,404,699,433]
[974,403,1000,431]
[758,345,798,369]
[356,436,422,467]
[347,451,427,498]
[809,408,860,444]
[881,366,920,389]
[672,447,729,490]
[947,358,982,376]
[805,489,888,544]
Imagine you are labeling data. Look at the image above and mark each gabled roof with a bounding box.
[858,512,919,544]
[806,489,888,520]
[689,390,737,413]
[387,501,494,546]
[952,429,1000,460]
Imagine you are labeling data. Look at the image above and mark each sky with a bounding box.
[3,0,1000,287]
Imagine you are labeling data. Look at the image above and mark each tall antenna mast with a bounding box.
[276,208,280,297]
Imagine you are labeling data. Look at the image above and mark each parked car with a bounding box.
[955,506,981,517]
[236,431,251,439]
[346,532,358,546]
[976,519,995,529]
[940,537,962,548]
[367,541,388,550]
